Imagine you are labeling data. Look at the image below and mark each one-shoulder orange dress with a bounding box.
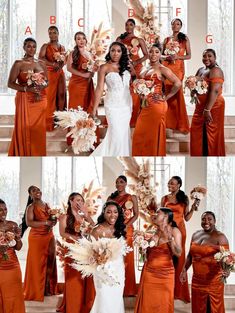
[134,243,174,313]
[162,38,190,133]
[190,243,228,313]
[190,77,225,156]
[24,204,57,301]
[8,72,47,156]
[132,74,168,156]
[0,247,25,313]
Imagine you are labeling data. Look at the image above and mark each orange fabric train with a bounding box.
[24,204,57,301]
[8,72,47,156]
[134,243,174,313]
[45,44,66,131]
[162,38,189,133]
[162,198,190,303]
[0,248,25,313]
[112,193,137,296]
[190,77,225,156]
[132,74,168,156]
[190,243,229,313]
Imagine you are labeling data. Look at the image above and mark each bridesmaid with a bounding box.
[39,26,67,131]
[24,186,57,301]
[181,211,230,313]
[161,176,199,303]
[162,18,191,134]
[190,49,225,156]
[19,185,36,238]
[8,37,48,156]
[132,43,181,156]
[108,175,138,296]
[0,199,25,313]
[57,192,95,313]
[117,18,148,126]
[135,208,182,313]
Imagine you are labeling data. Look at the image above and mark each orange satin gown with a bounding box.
[162,38,189,133]
[68,54,94,113]
[112,193,137,296]
[120,36,142,127]
[57,222,95,313]
[190,77,225,156]
[132,74,168,156]
[24,204,57,301]
[0,248,25,313]
[190,243,229,313]
[45,44,66,131]
[134,243,174,313]
[8,72,47,156]
[162,197,190,303]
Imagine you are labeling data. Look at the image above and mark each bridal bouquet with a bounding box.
[214,246,235,283]
[54,106,97,154]
[133,78,155,108]
[0,231,17,260]
[184,76,208,104]
[63,237,132,286]
[133,230,155,262]
[26,70,48,101]
[190,185,207,210]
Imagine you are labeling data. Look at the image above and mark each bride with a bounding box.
[90,201,127,313]
[91,42,133,156]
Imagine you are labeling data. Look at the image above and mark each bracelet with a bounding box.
[23,86,27,92]
[204,109,210,112]
[45,220,48,226]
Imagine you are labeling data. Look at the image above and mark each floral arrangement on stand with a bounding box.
[26,70,48,101]
[190,185,207,211]
[54,106,97,154]
[184,76,208,104]
[214,246,235,283]
[0,231,17,260]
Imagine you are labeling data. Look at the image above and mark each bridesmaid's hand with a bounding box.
[180,268,187,284]
[203,110,213,124]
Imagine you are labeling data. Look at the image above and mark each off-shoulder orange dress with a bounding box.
[190,77,225,156]
[134,243,174,313]
[45,44,66,131]
[190,243,228,313]
[0,247,25,313]
[112,193,137,296]
[162,197,190,303]
[132,74,168,156]
[23,204,57,301]
[162,38,190,133]
[8,72,47,156]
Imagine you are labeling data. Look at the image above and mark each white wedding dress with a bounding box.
[91,70,132,156]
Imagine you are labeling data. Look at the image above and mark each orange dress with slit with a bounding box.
[190,243,228,313]
[162,197,190,303]
[45,44,66,131]
[162,38,189,133]
[132,74,168,156]
[23,204,57,301]
[0,248,25,313]
[190,77,225,156]
[112,193,137,296]
[134,243,174,313]
[8,72,47,156]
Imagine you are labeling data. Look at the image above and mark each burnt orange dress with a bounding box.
[120,36,143,127]
[8,72,47,156]
[24,203,57,301]
[0,248,25,313]
[190,77,225,156]
[45,44,66,131]
[162,38,190,133]
[134,243,174,313]
[162,197,190,303]
[190,243,228,313]
[57,222,95,313]
[132,74,168,156]
[112,193,137,296]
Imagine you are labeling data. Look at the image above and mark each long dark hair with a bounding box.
[97,201,126,238]
[171,176,189,206]
[119,18,136,40]
[72,31,87,69]
[65,192,85,235]
[105,42,130,76]
[159,207,178,228]
[20,185,36,237]
[109,175,127,199]
[171,18,187,43]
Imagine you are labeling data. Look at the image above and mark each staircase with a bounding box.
[1,115,235,155]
